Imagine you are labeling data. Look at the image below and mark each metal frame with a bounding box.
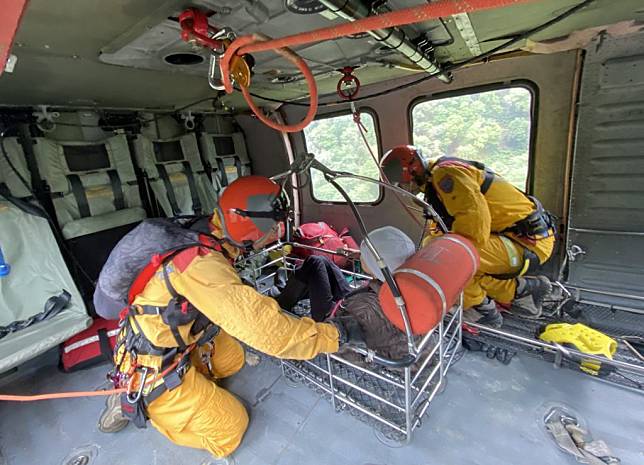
[468,322,644,378]
[237,243,463,444]
[235,153,466,442]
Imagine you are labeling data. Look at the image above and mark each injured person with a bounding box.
[275,226,419,361]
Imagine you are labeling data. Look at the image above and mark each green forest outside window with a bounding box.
[412,87,533,189]
[304,112,380,203]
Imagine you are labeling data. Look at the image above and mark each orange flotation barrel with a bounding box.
[378,234,479,335]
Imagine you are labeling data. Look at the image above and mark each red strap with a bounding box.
[127,250,178,304]
[462,323,480,336]
[128,238,225,304]
[199,234,223,252]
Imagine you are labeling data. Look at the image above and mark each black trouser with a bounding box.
[276,255,352,322]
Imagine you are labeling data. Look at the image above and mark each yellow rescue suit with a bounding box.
[424,159,555,308]
[118,247,339,457]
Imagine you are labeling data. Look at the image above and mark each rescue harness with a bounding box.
[111,238,227,428]
[424,156,556,279]
[427,156,556,238]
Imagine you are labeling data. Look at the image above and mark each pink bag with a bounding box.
[294,222,358,268]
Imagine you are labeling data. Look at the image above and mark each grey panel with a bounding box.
[567,229,644,310]
[566,32,644,308]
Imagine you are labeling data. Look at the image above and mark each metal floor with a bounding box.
[0,350,642,465]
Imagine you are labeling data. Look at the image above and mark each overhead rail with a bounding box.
[182,0,537,132]
[236,0,536,56]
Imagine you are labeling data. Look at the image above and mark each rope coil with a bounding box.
[220,34,318,133]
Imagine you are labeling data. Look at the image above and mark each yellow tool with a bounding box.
[539,323,617,375]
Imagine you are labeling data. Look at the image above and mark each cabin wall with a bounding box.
[284,51,580,247]
[235,115,290,179]
[564,31,644,310]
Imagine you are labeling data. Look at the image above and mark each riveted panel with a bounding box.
[567,32,644,310]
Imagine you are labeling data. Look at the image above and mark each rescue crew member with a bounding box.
[94,176,359,458]
[381,145,556,327]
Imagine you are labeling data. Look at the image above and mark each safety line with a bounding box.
[352,109,424,228]
[0,344,196,402]
[219,0,536,132]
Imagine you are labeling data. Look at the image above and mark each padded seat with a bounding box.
[0,201,91,373]
[33,135,147,240]
[198,132,251,193]
[133,134,217,216]
[0,137,32,199]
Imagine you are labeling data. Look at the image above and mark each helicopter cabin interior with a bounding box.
[0,1,643,464]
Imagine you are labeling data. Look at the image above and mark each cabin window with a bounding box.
[304,111,381,203]
[411,86,533,189]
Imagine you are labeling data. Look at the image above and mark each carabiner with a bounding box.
[126,366,150,404]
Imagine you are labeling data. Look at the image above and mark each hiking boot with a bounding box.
[511,275,553,318]
[98,393,129,433]
[472,298,503,328]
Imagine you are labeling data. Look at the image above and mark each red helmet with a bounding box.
[380,145,429,186]
[216,176,288,249]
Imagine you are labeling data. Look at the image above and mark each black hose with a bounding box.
[323,173,406,312]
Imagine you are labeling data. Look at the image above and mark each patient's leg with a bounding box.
[276,256,351,321]
[307,256,351,321]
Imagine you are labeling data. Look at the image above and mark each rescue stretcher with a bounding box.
[236,242,464,445]
[233,153,474,444]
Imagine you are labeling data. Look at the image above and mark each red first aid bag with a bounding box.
[60,318,120,372]
[293,222,359,268]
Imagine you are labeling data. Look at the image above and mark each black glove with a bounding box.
[329,315,366,349]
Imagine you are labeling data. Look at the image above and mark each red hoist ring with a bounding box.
[336,66,361,100]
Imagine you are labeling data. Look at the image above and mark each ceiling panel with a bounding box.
[0,0,641,109]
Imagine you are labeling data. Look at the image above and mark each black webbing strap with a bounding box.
[67,174,91,217]
[234,157,243,178]
[106,169,126,211]
[161,263,188,351]
[480,169,495,195]
[97,328,114,361]
[0,183,47,218]
[0,290,71,340]
[181,161,202,215]
[195,324,220,346]
[503,196,555,238]
[156,164,180,216]
[144,350,192,404]
[215,158,228,187]
[125,307,169,357]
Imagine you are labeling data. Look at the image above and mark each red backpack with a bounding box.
[293,222,359,268]
[60,318,120,372]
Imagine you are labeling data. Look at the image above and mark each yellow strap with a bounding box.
[499,235,523,269]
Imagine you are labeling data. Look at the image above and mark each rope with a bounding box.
[218,0,534,132]
[0,388,127,402]
[352,108,424,228]
[0,344,196,402]
[220,34,318,133]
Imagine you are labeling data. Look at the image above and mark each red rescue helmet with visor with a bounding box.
[216,176,289,250]
[380,145,429,191]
